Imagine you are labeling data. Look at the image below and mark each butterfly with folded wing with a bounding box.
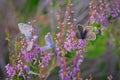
[41,33,55,51]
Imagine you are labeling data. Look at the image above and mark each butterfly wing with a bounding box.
[26,40,33,51]
[86,32,96,40]
[85,26,93,33]
[76,24,83,39]
[18,23,32,38]
[77,24,84,31]
[93,27,99,34]
[41,33,54,50]
[85,26,96,40]
[76,31,81,39]
[45,33,53,45]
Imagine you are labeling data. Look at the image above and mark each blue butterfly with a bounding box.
[41,33,55,51]
[18,23,34,51]
[18,23,33,39]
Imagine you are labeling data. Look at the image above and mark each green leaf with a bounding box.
[18,76,24,80]
[91,23,101,28]
[65,51,76,58]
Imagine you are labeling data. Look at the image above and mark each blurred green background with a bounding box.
[0,0,120,80]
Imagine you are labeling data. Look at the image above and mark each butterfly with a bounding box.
[18,23,33,39]
[18,23,35,51]
[76,24,96,40]
[41,33,55,51]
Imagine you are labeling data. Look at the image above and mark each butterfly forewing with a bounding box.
[77,24,83,31]
[76,24,84,39]
[76,31,81,39]
[85,26,93,32]
[18,23,32,38]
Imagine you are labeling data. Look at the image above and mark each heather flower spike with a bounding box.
[41,32,55,50]
[18,23,33,39]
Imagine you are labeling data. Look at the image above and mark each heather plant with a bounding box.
[5,0,120,80]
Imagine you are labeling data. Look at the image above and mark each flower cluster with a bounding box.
[5,27,54,79]
[89,0,120,27]
[5,64,16,78]
[55,1,87,79]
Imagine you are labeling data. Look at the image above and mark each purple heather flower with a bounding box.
[64,28,76,51]
[64,40,73,51]
[55,47,61,55]
[90,0,120,28]
[5,64,16,77]
[71,50,84,78]
[23,52,33,62]
[59,67,71,80]
[77,39,86,49]
[76,56,83,68]
[103,19,109,27]
[72,67,80,77]
[57,55,63,68]
[41,53,53,63]
[112,11,118,18]
[16,63,24,76]
[32,44,42,55]
[22,44,42,62]
[24,65,30,72]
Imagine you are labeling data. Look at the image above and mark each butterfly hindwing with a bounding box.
[85,26,96,40]
[26,40,33,51]
[86,32,96,40]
